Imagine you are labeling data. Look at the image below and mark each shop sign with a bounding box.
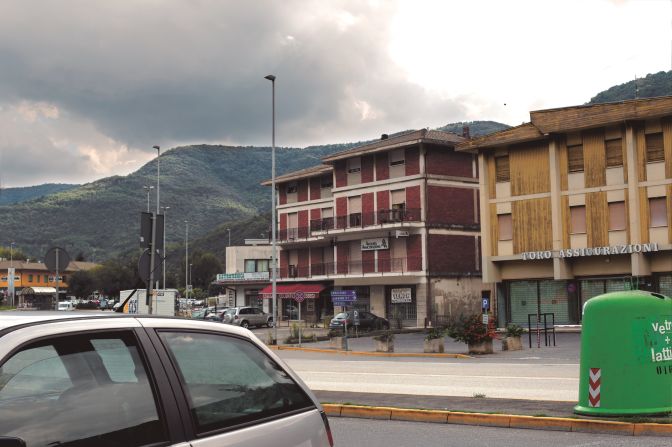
[361,238,389,251]
[216,272,270,281]
[522,243,660,261]
[391,288,412,303]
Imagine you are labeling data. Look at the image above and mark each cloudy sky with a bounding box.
[0,0,669,188]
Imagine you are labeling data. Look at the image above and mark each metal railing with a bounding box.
[278,257,422,278]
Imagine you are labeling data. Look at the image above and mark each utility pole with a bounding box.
[264,74,278,343]
[185,220,189,302]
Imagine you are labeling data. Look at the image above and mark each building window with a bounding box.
[347,158,361,174]
[244,259,269,273]
[498,214,513,241]
[286,182,297,194]
[570,205,586,234]
[320,175,332,189]
[646,132,665,163]
[495,156,510,182]
[389,149,405,167]
[605,138,623,167]
[28,274,33,282]
[608,201,626,231]
[44,275,48,283]
[649,197,668,228]
[568,145,584,172]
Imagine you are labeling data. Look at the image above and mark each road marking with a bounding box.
[294,370,579,381]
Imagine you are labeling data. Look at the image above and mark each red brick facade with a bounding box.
[298,210,308,233]
[375,153,389,181]
[298,248,309,276]
[406,185,421,213]
[362,250,375,273]
[362,192,375,226]
[298,180,308,202]
[279,187,287,205]
[426,186,476,226]
[361,155,374,183]
[279,213,287,231]
[335,160,347,187]
[425,145,474,178]
[407,234,422,271]
[310,208,321,222]
[378,246,390,272]
[427,234,477,275]
[405,147,420,176]
[310,177,321,200]
[337,242,349,274]
[376,190,389,212]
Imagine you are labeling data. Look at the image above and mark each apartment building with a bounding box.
[263,129,486,327]
[214,239,272,310]
[459,96,672,327]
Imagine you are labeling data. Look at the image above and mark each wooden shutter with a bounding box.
[495,156,510,182]
[605,138,623,167]
[646,132,664,162]
[568,145,584,172]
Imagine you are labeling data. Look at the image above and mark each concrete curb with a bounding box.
[321,404,672,437]
[269,345,471,358]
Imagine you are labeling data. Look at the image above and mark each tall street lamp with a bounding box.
[161,206,170,291]
[264,73,278,343]
[143,185,154,213]
[153,145,161,294]
[189,263,193,299]
[9,242,15,307]
[184,220,189,302]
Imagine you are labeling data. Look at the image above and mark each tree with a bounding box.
[93,258,143,298]
[0,246,27,261]
[189,251,222,290]
[68,270,96,299]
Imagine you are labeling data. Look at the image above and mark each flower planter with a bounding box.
[468,339,493,354]
[502,336,523,351]
[423,338,444,353]
[375,339,394,352]
[330,336,346,350]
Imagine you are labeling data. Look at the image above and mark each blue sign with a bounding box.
[331,290,357,303]
[482,296,490,311]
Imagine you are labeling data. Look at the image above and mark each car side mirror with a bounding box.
[0,437,26,447]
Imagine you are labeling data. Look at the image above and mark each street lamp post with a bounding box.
[147,145,160,315]
[264,74,278,343]
[9,242,15,307]
[184,220,189,302]
[189,263,193,301]
[161,206,170,291]
[143,185,154,213]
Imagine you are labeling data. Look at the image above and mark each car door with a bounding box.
[252,308,265,326]
[146,328,330,447]
[0,327,187,447]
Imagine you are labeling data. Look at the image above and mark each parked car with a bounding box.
[222,307,274,329]
[57,301,75,311]
[329,310,389,331]
[0,313,333,447]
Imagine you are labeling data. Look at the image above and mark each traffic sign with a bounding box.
[331,290,357,303]
[44,247,70,272]
[482,296,490,311]
[294,291,306,303]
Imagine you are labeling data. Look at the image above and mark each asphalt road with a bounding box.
[277,335,581,401]
[330,418,672,447]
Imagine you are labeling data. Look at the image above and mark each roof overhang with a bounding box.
[261,165,332,186]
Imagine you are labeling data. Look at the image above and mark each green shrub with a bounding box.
[424,327,445,341]
[505,324,525,337]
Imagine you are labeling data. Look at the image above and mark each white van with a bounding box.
[57,301,75,311]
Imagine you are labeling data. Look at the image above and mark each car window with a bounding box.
[253,308,262,314]
[335,312,348,319]
[159,331,314,434]
[0,331,167,447]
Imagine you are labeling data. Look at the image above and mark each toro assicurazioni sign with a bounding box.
[521,243,660,261]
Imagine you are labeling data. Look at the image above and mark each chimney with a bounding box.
[462,126,470,139]
[381,134,389,140]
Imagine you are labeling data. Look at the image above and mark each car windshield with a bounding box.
[334,312,349,319]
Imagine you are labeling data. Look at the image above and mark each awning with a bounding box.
[259,284,326,299]
[19,287,57,295]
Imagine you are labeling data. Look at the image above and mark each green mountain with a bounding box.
[589,70,672,104]
[0,183,79,205]
[1,121,507,262]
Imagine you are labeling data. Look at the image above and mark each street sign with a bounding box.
[482,296,490,311]
[482,313,489,325]
[44,247,70,272]
[353,310,360,326]
[331,290,357,303]
[294,291,306,303]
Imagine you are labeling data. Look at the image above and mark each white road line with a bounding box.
[294,371,579,381]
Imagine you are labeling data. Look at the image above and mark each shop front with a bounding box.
[385,285,417,328]
[259,283,332,325]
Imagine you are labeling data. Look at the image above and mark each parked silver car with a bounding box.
[222,306,274,328]
[0,313,333,447]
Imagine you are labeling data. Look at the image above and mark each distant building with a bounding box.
[0,260,99,308]
[458,96,672,326]
[262,129,488,327]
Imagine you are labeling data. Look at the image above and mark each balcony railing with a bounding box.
[280,209,421,242]
[277,257,422,278]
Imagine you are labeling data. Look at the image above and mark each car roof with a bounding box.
[0,312,251,338]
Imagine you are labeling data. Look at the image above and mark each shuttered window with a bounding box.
[646,132,665,163]
[570,206,586,234]
[649,197,668,227]
[568,144,584,172]
[605,138,623,167]
[608,201,626,231]
[495,156,510,182]
[498,214,512,241]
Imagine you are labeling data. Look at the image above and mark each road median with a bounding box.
[270,345,471,358]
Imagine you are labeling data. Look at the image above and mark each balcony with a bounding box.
[277,257,422,279]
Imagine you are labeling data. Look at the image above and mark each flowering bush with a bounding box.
[447,314,497,345]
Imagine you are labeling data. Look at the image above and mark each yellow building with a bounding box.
[459,97,672,326]
[1,260,98,306]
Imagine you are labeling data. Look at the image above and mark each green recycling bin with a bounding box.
[575,290,672,416]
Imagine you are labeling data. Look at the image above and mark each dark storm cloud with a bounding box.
[0,1,466,186]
